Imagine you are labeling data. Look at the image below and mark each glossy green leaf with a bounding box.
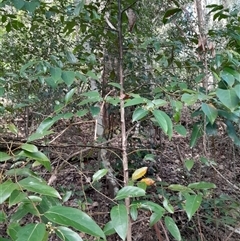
[115,186,145,200]
[174,124,187,136]
[62,71,75,87]
[36,117,55,133]
[201,103,218,125]
[0,180,18,204]
[184,194,202,220]
[110,204,128,240]
[92,169,108,183]
[152,109,168,134]
[16,223,46,241]
[152,99,168,107]
[17,150,51,171]
[188,182,216,190]
[184,159,194,171]
[132,107,149,122]
[216,88,239,111]
[164,216,181,241]
[44,206,105,239]
[65,88,76,104]
[130,204,138,221]
[18,177,61,199]
[7,223,21,240]
[56,226,83,241]
[21,143,38,153]
[124,97,146,107]
[190,124,202,148]
[0,152,12,162]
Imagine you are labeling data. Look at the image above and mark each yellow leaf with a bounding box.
[140,178,155,186]
[132,167,148,181]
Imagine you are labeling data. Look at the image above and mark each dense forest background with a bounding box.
[0,0,240,240]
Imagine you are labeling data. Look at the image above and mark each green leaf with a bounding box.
[130,204,138,221]
[65,88,76,104]
[184,194,202,220]
[110,204,128,240]
[0,152,12,162]
[164,216,181,241]
[17,150,51,171]
[0,180,18,204]
[36,117,55,133]
[23,0,40,12]
[184,159,194,172]
[139,201,165,215]
[7,123,18,135]
[124,97,146,107]
[103,221,116,236]
[21,143,38,153]
[226,120,240,146]
[216,88,239,111]
[6,168,38,178]
[27,130,53,142]
[174,124,187,136]
[149,212,163,227]
[62,71,75,87]
[76,109,88,117]
[115,186,146,200]
[163,198,174,214]
[220,68,235,87]
[153,110,173,138]
[168,184,193,193]
[65,51,78,64]
[18,177,61,199]
[132,107,149,122]
[89,106,100,117]
[12,0,25,9]
[190,124,202,148]
[181,93,198,106]
[201,103,218,125]
[92,169,108,183]
[56,226,83,241]
[44,206,105,239]
[188,182,216,190]
[163,8,181,24]
[152,99,168,107]
[0,210,6,222]
[86,71,99,80]
[108,82,122,90]
[9,190,26,207]
[234,84,240,99]
[7,223,21,240]
[50,67,62,81]
[16,223,46,241]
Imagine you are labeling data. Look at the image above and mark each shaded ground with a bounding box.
[1,114,240,241]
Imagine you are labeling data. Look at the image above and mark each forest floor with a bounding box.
[1,112,240,241]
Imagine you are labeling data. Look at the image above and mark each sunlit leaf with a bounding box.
[0,180,18,204]
[140,178,155,186]
[132,108,149,122]
[201,103,218,125]
[56,226,83,241]
[132,167,148,180]
[216,88,239,111]
[188,182,216,190]
[115,186,145,200]
[0,152,12,162]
